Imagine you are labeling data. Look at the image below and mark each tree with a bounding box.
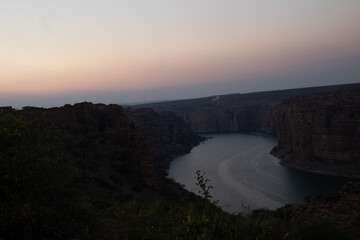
[195,170,218,205]
[0,113,89,239]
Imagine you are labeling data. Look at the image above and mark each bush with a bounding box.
[0,114,90,239]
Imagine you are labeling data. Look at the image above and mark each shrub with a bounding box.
[0,114,90,239]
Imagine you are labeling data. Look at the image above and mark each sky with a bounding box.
[1,0,360,108]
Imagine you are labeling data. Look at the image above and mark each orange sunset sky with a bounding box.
[1,0,360,107]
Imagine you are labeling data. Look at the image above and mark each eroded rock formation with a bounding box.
[287,181,360,239]
[2,103,159,188]
[140,83,360,178]
[271,89,360,178]
[126,108,204,175]
[1,102,204,189]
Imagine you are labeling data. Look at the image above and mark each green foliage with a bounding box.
[233,208,290,240]
[103,196,349,240]
[290,222,349,240]
[195,170,218,205]
[0,114,90,239]
[0,114,63,201]
[104,196,234,240]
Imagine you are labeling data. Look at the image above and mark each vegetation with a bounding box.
[0,113,349,239]
[195,170,218,205]
[0,114,90,239]
[107,187,348,240]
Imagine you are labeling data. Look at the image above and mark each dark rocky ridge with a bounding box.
[12,103,159,188]
[140,83,360,133]
[139,83,360,178]
[125,108,204,176]
[271,89,360,178]
[1,102,202,189]
[287,181,360,239]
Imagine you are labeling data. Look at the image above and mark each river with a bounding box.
[167,133,351,213]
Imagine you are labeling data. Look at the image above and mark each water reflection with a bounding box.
[168,133,353,213]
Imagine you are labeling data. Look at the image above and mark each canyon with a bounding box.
[0,103,201,190]
[2,83,359,182]
[0,102,205,238]
[125,107,204,176]
[1,84,359,238]
[140,83,360,178]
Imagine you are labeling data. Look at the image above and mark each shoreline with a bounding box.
[275,156,360,180]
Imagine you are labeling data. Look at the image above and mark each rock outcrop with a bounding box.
[139,83,360,178]
[287,181,360,239]
[141,83,359,133]
[2,103,159,188]
[125,108,204,176]
[271,89,360,178]
[1,102,204,188]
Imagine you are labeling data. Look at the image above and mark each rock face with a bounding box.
[271,89,360,178]
[142,83,360,133]
[1,102,204,188]
[139,83,360,178]
[288,182,360,239]
[4,103,159,188]
[125,108,204,176]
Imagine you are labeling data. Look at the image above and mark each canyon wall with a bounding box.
[18,103,159,188]
[287,181,360,239]
[142,83,359,133]
[140,84,360,178]
[271,89,360,178]
[1,102,202,188]
[125,107,204,176]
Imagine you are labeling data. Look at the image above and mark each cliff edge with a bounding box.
[271,89,360,178]
[1,102,203,189]
[139,83,360,178]
[126,108,204,176]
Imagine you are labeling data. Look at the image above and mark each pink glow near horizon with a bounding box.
[1,0,360,100]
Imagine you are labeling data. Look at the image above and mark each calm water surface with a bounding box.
[168,133,351,213]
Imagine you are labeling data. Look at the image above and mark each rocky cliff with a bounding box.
[141,83,359,133]
[286,181,360,239]
[1,102,204,188]
[271,89,360,178]
[2,103,159,188]
[139,83,360,178]
[125,108,204,175]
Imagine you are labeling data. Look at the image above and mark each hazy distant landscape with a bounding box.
[1,0,360,239]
